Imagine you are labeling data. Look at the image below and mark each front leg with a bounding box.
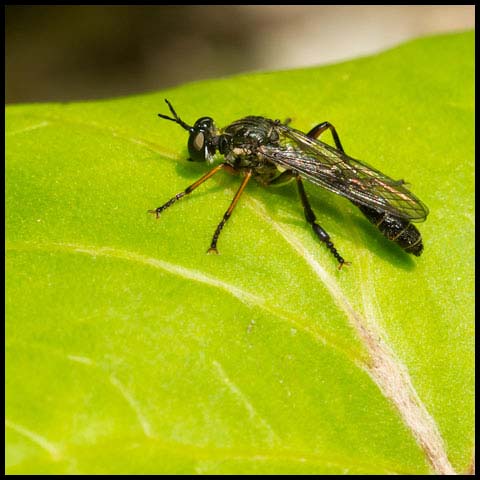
[148,163,227,217]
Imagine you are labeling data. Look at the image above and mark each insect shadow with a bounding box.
[172,152,236,198]
[260,182,416,271]
[171,158,418,270]
[348,214,417,270]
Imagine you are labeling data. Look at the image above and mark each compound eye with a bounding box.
[188,117,216,162]
[194,117,214,131]
[192,131,205,151]
[188,130,208,161]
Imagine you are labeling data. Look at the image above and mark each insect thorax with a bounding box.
[223,116,279,142]
[222,116,282,182]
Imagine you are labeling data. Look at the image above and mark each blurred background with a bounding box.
[5,5,474,104]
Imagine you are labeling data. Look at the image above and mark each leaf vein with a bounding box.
[5,418,61,460]
[212,360,279,446]
[6,121,51,136]
[245,196,456,475]
[109,375,154,438]
[6,240,360,365]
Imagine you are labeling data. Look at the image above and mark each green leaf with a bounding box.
[6,31,474,474]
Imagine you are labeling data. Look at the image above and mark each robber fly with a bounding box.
[149,99,429,269]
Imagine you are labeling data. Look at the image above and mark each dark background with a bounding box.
[5,5,474,104]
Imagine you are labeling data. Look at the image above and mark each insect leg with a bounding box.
[148,162,227,217]
[296,176,349,269]
[208,169,253,254]
[308,124,407,187]
[307,122,345,153]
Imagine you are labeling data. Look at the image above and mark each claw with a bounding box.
[207,247,219,254]
[147,209,160,219]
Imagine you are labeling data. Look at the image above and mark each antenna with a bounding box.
[158,99,192,131]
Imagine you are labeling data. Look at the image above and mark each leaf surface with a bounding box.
[6,31,474,474]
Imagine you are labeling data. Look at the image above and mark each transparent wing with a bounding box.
[259,125,429,222]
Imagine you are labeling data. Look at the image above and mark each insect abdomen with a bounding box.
[353,203,424,256]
